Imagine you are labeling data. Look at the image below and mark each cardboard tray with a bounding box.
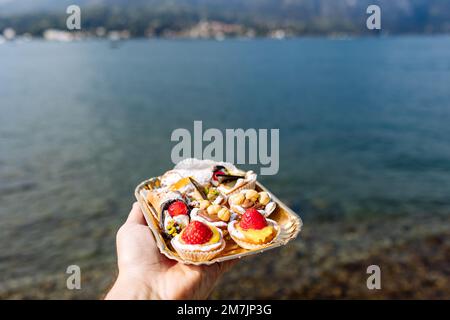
[135,179,303,265]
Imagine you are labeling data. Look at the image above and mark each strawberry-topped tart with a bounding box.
[171,220,226,262]
[228,208,280,250]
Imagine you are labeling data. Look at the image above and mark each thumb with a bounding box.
[126,202,147,225]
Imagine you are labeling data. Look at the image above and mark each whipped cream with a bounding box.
[228,220,247,240]
[163,211,189,231]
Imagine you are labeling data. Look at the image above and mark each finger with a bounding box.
[199,258,238,278]
[126,202,147,225]
[218,258,239,273]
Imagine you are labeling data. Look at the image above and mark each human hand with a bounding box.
[105,202,236,300]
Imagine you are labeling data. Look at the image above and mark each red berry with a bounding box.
[168,201,188,217]
[181,220,213,245]
[240,208,268,230]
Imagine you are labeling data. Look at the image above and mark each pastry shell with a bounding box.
[227,219,280,250]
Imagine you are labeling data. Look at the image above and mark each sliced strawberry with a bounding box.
[168,201,188,217]
[240,208,268,230]
[181,220,213,245]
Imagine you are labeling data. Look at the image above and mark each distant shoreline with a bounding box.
[2,33,450,44]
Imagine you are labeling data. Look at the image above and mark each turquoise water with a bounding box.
[1,37,450,290]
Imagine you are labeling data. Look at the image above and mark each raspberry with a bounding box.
[240,208,268,230]
[181,220,213,245]
[168,201,188,217]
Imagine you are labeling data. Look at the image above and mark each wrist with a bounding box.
[105,272,158,300]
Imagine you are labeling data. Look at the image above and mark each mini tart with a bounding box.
[171,223,226,262]
[228,219,280,250]
[228,189,277,217]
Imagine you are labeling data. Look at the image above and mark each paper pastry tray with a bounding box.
[135,179,303,265]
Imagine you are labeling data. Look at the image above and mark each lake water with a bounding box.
[1,37,450,295]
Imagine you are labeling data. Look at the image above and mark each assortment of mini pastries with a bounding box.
[143,159,280,262]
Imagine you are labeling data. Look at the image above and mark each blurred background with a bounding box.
[1,0,450,299]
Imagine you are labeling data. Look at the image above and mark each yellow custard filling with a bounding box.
[206,227,221,244]
[170,177,191,191]
[237,225,275,244]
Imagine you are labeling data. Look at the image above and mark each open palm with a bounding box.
[106,203,236,300]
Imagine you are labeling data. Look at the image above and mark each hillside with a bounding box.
[1,0,449,36]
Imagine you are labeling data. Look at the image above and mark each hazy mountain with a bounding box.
[1,0,449,35]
